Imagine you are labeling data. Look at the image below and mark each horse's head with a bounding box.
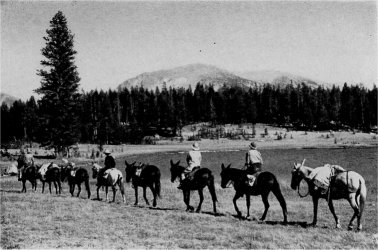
[220,163,232,188]
[125,160,136,183]
[92,162,101,179]
[170,160,182,183]
[291,160,307,190]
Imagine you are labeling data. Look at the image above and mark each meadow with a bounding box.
[1,147,377,249]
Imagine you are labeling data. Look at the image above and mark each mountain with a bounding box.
[237,70,323,88]
[118,64,258,90]
[118,64,325,91]
[0,93,18,107]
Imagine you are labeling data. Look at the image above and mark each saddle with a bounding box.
[135,164,145,177]
[184,166,200,181]
[246,171,261,187]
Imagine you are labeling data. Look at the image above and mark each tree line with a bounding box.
[2,82,377,147]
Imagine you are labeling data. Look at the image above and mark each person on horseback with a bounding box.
[244,142,263,186]
[99,149,116,179]
[309,163,346,195]
[18,148,34,181]
[177,142,202,189]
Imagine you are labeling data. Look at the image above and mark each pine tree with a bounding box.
[35,11,81,153]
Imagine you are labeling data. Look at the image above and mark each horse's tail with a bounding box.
[357,177,367,215]
[208,173,218,202]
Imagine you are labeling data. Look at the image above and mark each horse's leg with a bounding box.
[150,185,157,207]
[184,190,194,212]
[208,176,218,214]
[21,180,26,193]
[328,199,341,229]
[347,193,359,231]
[119,182,126,203]
[233,192,243,218]
[57,180,61,194]
[260,192,270,221]
[143,187,150,206]
[196,189,204,213]
[134,186,139,206]
[96,186,101,200]
[105,186,109,202]
[246,194,251,219]
[112,186,116,203]
[42,181,45,193]
[70,184,74,196]
[310,196,319,227]
[85,179,91,199]
[77,183,81,197]
[49,182,52,194]
[53,181,58,194]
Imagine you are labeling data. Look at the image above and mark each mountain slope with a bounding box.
[118,64,257,90]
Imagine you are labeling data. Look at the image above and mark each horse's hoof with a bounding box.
[195,209,201,213]
[134,203,138,206]
[348,226,353,231]
[309,223,317,228]
[336,224,341,229]
[282,220,288,225]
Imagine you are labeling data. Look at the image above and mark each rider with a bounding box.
[178,142,202,189]
[244,142,263,186]
[309,163,346,195]
[18,148,34,181]
[99,149,116,179]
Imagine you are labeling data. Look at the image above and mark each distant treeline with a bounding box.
[1,83,377,145]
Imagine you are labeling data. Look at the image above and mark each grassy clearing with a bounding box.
[1,147,377,248]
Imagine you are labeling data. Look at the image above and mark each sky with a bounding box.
[1,0,377,100]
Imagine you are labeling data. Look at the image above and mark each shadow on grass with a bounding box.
[0,189,21,194]
[202,211,226,217]
[148,206,179,211]
[263,220,309,228]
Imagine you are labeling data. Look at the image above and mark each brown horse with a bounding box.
[37,163,62,195]
[220,163,288,223]
[125,161,161,207]
[61,166,91,199]
[20,165,38,193]
[291,161,367,231]
[170,160,218,214]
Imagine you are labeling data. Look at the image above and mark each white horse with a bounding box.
[291,160,367,231]
[91,163,126,203]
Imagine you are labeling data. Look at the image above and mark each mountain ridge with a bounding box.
[117,64,326,91]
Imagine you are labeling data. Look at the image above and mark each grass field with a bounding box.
[1,147,377,248]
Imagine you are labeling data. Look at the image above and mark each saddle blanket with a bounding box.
[309,164,345,189]
[246,172,261,187]
[102,168,121,186]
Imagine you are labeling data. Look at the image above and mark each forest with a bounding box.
[1,82,377,147]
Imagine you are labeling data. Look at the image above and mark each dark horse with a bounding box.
[220,164,288,223]
[37,163,62,195]
[61,166,91,198]
[125,161,161,207]
[17,155,37,192]
[170,160,218,214]
[291,162,367,231]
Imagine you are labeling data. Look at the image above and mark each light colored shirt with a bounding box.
[25,153,34,165]
[187,150,202,170]
[246,149,263,164]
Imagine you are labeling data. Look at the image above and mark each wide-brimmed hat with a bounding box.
[104,149,111,155]
[191,142,200,151]
[249,142,257,149]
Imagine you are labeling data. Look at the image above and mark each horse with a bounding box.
[92,163,126,203]
[16,154,38,192]
[220,163,288,223]
[20,165,38,193]
[125,161,161,207]
[170,160,218,214]
[291,161,367,231]
[37,163,62,195]
[61,165,91,199]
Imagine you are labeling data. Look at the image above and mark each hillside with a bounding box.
[0,93,17,107]
[118,64,258,90]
